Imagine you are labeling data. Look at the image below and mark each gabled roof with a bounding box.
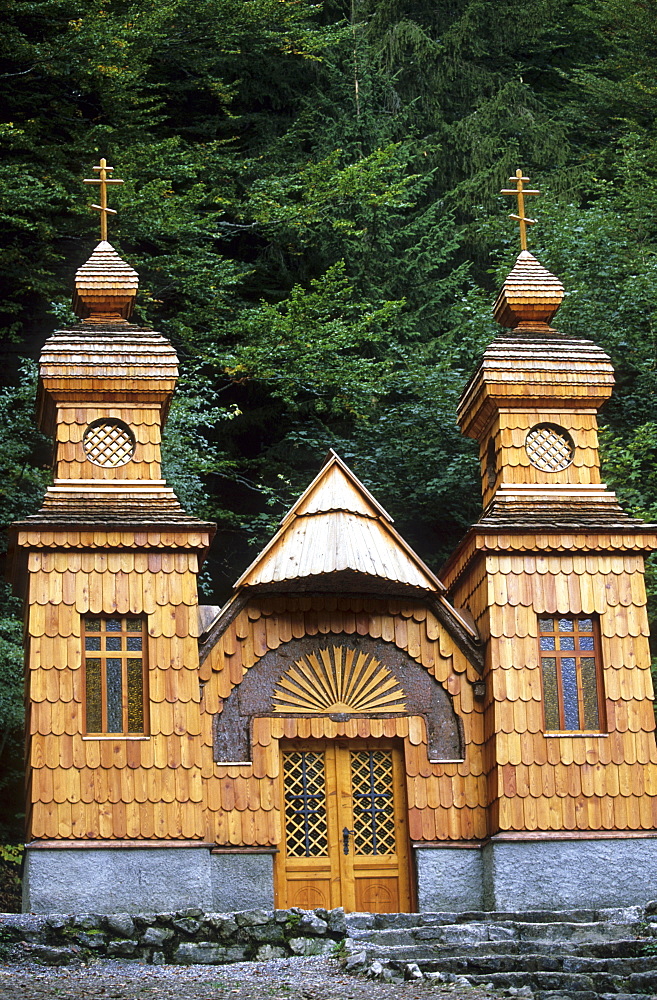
[200,452,481,670]
[234,451,445,594]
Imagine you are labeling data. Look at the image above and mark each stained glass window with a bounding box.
[539,617,603,732]
[83,616,147,734]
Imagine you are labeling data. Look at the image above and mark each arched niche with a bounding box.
[213,635,463,763]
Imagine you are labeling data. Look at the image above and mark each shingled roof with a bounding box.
[234,451,445,594]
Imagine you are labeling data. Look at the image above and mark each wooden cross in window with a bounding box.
[501,169,539,250]
[83,157,124,242]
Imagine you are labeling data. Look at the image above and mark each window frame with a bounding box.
[82,615,149,736]
[538,615,605,733]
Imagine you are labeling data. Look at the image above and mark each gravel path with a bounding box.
[0,955,495,1000]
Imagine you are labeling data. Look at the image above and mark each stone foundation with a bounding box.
[22,835,657,915]
[415,835,657,913]
[415,846,483,911]
[22,846,274,915]
[481,835,657,911]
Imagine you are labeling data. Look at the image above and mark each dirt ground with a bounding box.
[0,954,495,1000]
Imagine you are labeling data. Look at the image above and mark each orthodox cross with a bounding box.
[501,169,539,251]
[83,158,124,242]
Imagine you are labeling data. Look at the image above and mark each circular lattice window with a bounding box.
[525,423,574,472]
[83,419,135,468]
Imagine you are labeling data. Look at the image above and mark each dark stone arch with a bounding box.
[213,635,464,763]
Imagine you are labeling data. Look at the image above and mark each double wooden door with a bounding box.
[275,740,413,912]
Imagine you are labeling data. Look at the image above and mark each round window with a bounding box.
[525,423,574,472]
[83,419,135,468]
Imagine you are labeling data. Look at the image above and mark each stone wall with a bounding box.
[0,907,346,966]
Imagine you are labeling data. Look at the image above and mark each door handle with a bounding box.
[343,827,354,855]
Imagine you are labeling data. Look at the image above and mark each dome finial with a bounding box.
[73,158,138,322]
[494,168,565,331]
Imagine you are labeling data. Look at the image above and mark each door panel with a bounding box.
[349,748,404,913]
[279,749,340,909]
[276,740,412,912]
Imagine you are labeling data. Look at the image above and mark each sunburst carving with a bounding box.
[272,646,406,714]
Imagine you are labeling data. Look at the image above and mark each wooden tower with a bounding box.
[9,163,215,911]
[440,173,657,907]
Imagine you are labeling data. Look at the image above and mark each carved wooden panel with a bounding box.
[273,647,406,715]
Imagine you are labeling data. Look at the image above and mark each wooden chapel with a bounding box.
[10,165,657,914]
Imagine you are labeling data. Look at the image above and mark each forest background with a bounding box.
[0,0,656,868]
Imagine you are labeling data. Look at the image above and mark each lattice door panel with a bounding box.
[282,751,329,857]
[351,750,396,856]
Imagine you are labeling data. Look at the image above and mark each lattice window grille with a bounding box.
[282,751,329,858]
[351,750,396,856]
[83,419,135,467]
[525,424,574,472]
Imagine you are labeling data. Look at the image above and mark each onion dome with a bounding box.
[493,250,565,331]
[72,241,138,322]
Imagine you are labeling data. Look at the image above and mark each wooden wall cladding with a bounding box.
[25,552,657,847]
[480,410,601,507]
[26,549,206,841]
[450,557,490,643]
[484,552,657,833]
[201,596,488,845]
[452,534,657,571]
[55,406,162,481]
[18,532,209,552]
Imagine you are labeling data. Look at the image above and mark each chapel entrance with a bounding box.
[275,740,413,912]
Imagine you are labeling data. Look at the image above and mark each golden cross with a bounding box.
[501,168,539,251]
[83,157,124,242]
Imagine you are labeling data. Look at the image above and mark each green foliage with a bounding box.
[598,423,657,523]
[0,365,52,539]
[331,937,347,957]
[0,844,23,913]
[0,844,23,866]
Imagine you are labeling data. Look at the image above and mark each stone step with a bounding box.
[596,995,657,1000]
[463,970,634,993]
[344,906,645,931]
[413,953,657,976]
[344,937,652,961]
[346,936,655,969]
[347,920,644,949]
[625,971,657,993]
[534,990,655,1000]
[536,994,655,1000]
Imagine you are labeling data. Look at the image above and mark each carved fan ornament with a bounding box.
[272,646,407,714]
